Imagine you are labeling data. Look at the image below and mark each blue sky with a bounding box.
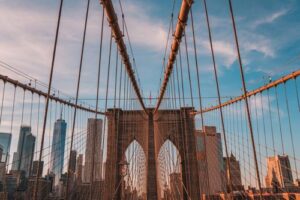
[0,0,299,100]
[0,0,300,186]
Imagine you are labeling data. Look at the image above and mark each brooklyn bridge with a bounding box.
[0,0,299,199]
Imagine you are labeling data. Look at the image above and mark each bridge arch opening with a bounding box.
[123,139,146,198]
[157,139,183,199]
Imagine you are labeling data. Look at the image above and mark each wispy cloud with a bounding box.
[118,2,168,52]
[206,40,236,68]
[196,33,274,69]
[252,8,289,28]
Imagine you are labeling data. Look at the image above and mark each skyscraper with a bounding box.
[69,150,77,173]
[31,160,44,177]
[12,126,35,176]
[223,153,243,191]
[84,118,103,183]
[0,145,5,183]
[0,132,12,163]
[265,155,294,188]
[195,126,225,195]
[0,146,3,162]
[76,154,83,183]
[50,118,67,186]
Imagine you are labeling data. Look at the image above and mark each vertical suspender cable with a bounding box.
[18,89,26,171]
[114,51,119,108]
[6,86,16,171]
[179,47,185,106]
[183,31,194,107]
[260,93,268,158]
[118,62,123,108]
[294,78,300,112]
[66,0,90,198]
[274,86,284,154]
[101,33,113,194]
[246,98,252,186]
[34,0,64,198]
[202,0,233,196]
[227,0,263,197]
[254,95,263,184]
[190,8,204,128]
[0,82,6,125]
[3,86,16,194]
[47,101,52,174]
[190,7,210,192]
[267,89,275,155]
[231,103,237,155]
[240,101,246,186]
[283,82,298,180]
[30,92,34,127]
[35,96,41,160]
[175,60,182,107]
[90,6,104,200]
[20,89,25,125]
[112,48,120,198]
[171,73,177,108]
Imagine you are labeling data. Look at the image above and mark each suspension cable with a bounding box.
[227,0,263,197]
[17,89,26,171]
[179,47,186,107]
[100,0,147,112]
[34,0,64,197]
[274,86,284,154]
[100,33,113,197]
[202,0,233,197]
[190,8,205,128]
[194,70,300,115]
[0,81,6,125]
[259,94,268,163]
[266,89,275,155]
[253,95,263,184]
[66,0,90,198]
[35,95,41,160]
[183,31,194,108]
[283,82,298,180]
[294,78,300,111]
[155,0,192,112]
[89,6,104,199]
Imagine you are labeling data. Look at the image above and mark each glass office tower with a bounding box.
[0,132,12,163]
[12,126,35,176]
[50,118,67,186]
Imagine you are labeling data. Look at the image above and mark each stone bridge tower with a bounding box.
[104,107,200,200]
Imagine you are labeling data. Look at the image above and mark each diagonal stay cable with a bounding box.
[33,0,64,199]
[100,0,147,113]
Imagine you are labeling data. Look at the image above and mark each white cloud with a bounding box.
[252,8,289,28]
[195,32,275,69]
[207,40,236,68]
[119,2,168,52]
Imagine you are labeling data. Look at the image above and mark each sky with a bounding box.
[0,0,299,100]
[0,0,300,187]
